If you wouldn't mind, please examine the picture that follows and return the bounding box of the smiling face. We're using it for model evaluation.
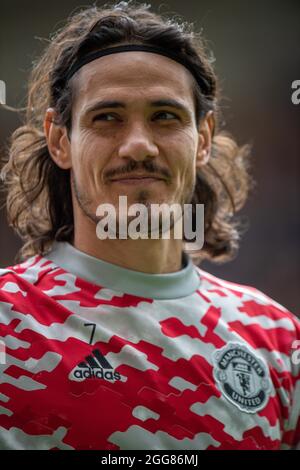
[46,50,213,232]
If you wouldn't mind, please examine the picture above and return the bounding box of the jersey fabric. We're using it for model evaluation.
[0,241,299,450]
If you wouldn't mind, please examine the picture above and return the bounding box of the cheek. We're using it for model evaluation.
[71,133,107,181]
[171,137,197,182]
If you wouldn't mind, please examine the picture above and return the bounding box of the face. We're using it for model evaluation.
[47,51,212,230]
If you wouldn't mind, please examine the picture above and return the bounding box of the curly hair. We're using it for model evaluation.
[0,0,252,263]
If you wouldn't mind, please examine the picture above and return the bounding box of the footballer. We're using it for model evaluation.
[0,1,299,450]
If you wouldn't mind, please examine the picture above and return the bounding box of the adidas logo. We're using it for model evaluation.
[73,348,121,381]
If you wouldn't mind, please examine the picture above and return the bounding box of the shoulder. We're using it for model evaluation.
[0,255,68,335]
[195,266,300,338]
[196,266,299,320]
[0,255,60,299]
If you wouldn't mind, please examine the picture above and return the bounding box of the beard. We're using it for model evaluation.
[71,171,196,239]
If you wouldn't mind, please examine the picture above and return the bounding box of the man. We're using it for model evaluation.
[0,1,299,450]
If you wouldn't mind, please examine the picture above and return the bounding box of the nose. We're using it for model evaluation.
[117,121,159,161]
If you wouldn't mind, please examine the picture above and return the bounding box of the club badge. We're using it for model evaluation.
[213,342,272,413]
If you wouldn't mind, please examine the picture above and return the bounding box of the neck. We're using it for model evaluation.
[73,216,184,274]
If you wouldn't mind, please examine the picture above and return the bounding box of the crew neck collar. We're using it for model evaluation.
[45,241,200,300]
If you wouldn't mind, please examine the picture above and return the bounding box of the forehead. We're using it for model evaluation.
[72,51,196,112]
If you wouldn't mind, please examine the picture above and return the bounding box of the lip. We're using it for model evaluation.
[110,176,165,185]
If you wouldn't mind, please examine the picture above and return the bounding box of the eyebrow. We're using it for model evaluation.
[83,98,191,116]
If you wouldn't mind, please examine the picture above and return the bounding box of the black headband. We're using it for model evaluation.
[65,43,209,93]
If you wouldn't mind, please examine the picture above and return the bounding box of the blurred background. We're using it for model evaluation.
[0,0,299,315]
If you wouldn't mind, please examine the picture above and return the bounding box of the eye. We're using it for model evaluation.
[92,113,118,122]
[153,111,179,121]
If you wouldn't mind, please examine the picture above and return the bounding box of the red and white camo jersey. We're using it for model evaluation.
[0,241,299,450]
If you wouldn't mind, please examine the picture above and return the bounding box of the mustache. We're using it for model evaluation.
[105,159,171,181]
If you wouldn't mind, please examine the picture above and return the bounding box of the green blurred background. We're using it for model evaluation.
[0,0,299,314]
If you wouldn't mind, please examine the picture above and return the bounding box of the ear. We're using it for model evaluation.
[196,110,215,168]
[43,108,72,169]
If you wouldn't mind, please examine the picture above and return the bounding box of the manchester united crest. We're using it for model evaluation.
[213,342,272,413]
